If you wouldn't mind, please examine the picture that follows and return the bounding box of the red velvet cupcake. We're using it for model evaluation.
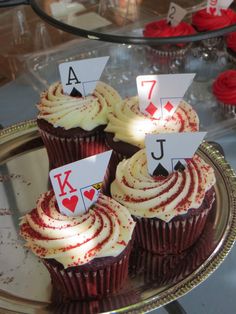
[192,8,236,31]
[192,8,236,48]
[143,19,196,50]
[111,149,216,254]
[212,69,236,115]
[37,81,122,169]
[105,98,199,158]
[143,19,196,72]
[19,191,135,300]
[104,98,199,188]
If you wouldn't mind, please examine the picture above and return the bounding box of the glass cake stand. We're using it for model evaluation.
[1,0,236,44]
[0,121,236,314]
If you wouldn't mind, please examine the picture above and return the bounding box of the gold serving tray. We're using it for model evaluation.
[0,120,236,314]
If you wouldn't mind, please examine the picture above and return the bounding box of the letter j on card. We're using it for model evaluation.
[136,73,195,120]
[49,150,112,216]
[145,132,206,176]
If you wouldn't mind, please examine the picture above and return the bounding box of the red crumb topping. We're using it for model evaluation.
[117,240,126,246]
[20,223,51,240]
[149,171,186,212]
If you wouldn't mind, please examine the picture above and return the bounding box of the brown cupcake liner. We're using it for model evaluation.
[129,212,215,286]
[147,42,192,58]
[43,246,131,301]
[144,43,192,73]
[39,129,109,169]
[133,207,211,255]
[218,102,236,116]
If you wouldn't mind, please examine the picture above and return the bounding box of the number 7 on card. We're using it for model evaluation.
[136,74,195,120]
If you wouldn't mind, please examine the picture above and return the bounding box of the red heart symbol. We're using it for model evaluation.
[209,7,216,15]
[84,189,95,201]
[62,195,78,212]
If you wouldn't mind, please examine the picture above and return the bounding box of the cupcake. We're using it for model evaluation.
[37,81,122,169]
[105,98,199,159]
[143,20,196,72]
[19,191,135,300]
[192,8,236,31]
[192,8,236,48]
[226,32,236,64]
[212,69,236,115]
[143,19,196,52]
[111,149,216,254]
[104,98,199,191]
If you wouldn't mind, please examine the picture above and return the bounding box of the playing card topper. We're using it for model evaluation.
[59,56,109,97]
[136,73,195,120]
[207,0,233,15]
[145,132,206,176]
[49,150,112,217]
[167,2,187,26]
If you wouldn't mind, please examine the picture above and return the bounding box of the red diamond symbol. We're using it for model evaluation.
[164,101,174,112]
[145,102,157,116]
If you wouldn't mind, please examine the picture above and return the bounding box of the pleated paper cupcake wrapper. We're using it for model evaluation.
[145,43,192,73]
[133,208,210,255]
[43,252,130,301]
[39,129,109,169]
[147,42,192,58]
[218,102,236,116]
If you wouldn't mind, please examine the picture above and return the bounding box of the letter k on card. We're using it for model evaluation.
[49,151,112,217]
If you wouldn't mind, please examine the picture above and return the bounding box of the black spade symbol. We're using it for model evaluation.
[153,163,169,177]
[70,87,82,97]
[174,161,185,172]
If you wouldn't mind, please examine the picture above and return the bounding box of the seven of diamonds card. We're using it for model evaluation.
[136,73,195,120]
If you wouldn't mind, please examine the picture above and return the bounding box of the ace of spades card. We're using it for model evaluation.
[59,56,109,97]
[136,73,195,120]
[145,132,206,176]
[49,151,112,216]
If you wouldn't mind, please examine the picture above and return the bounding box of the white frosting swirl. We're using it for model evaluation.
[37,81,122,131]
[20,192,135,268]
[105,98,199,148]
[111,149,215,222]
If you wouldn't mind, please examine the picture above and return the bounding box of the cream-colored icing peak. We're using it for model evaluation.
[111,149,215,222]
[105,98,199,147]
[37,81,122,131]
[20,192,135,268]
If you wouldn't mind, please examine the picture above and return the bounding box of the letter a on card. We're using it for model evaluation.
[59,56,109,97]
[136,73,195,120]
[50,150,112,217]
